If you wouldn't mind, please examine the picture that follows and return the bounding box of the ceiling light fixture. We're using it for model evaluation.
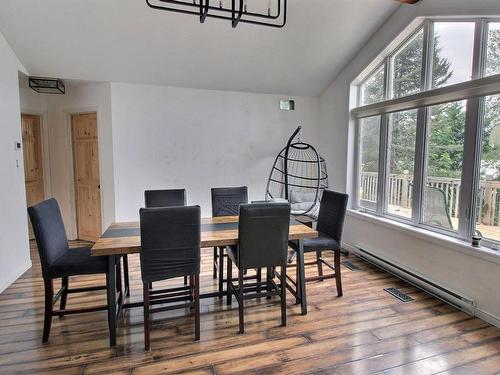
[146,0,287,28]
[29,77,65,94]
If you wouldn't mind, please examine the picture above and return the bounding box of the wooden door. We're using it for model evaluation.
[22,114,45,239]
[72,113,102,241]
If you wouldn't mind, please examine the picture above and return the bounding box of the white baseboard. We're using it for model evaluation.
[343,242,500,329]
[0,259,32,293]
[476,308,500,328]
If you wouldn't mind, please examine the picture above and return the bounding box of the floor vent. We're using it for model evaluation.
[384,287,414,302]
[341,260,361,271]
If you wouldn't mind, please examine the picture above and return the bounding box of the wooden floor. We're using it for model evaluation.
[1,242,500,374]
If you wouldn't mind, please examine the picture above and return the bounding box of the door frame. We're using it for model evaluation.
[66,107,104,240]
[20,110,51,200]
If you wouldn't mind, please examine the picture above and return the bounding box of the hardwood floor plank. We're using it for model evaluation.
[382,341,500,374]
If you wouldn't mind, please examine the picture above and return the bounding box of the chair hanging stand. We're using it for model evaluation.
[265,126,329,221]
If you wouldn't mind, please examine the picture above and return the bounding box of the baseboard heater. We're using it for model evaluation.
[353,246,477,316]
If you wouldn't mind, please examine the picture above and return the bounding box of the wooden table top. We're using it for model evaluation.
[91,216,318,256]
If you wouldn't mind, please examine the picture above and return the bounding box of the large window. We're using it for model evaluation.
[360,66,385,105]
[358,116,381,211]
[353,18,500,248]
[392,30,424,98]
[422,100,466,231]
[431,22,475,88]
[385,109,417,219]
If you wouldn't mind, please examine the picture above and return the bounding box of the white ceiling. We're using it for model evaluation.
[0,0,399,96]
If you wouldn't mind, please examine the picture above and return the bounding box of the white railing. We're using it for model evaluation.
[360,172,500,226]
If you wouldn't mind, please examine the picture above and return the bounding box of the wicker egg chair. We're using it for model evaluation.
[265,126,328,220]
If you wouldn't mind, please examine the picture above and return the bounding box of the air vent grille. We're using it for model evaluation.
[384,287,414,302]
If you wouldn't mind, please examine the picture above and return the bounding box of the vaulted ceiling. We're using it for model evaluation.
[0,0,399,96]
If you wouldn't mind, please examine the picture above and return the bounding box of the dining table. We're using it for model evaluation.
[91,215,318,346]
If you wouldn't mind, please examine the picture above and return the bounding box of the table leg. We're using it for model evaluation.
[297,240,307,315]
[123,255,130,297]
[106,255,117,347]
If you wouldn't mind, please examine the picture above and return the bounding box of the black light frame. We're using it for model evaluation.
[146,0,287,28]
[29,77,65,94]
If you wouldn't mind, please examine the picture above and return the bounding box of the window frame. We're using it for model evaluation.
[352,17,500,247]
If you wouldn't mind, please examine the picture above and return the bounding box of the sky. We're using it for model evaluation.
[434,22,475,86]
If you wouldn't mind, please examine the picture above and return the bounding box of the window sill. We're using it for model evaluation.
[346,209,500,265]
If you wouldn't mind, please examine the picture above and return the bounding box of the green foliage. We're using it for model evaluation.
[361,66,385,105]
[482,28,500,180]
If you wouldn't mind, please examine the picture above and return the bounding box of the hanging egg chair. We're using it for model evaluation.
[265,126,329,220]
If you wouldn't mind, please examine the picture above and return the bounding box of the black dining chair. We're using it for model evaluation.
[289,190,348,313]
[140,205,201,350]
[226,203,290,333]
[28,198,120,345]
[144,189,187,208]
[144,188,188,286]
[211,186,248,294]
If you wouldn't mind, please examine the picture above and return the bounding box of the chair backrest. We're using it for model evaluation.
[27,198,69,279]
[316,190,349,242]
[424,185,453,229]
[139,206,201,283]
[237,203,290,269]
[144,189,186,208]
[211,186,248,217]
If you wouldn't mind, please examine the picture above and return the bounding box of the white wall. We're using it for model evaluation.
[19,82,115,239]
[111,82,320,219]
[0,32,31,292]
[319,0,500,324]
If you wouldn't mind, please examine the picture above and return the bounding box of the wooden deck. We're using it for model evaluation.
[0,241,500,374]
[388,205,500,241]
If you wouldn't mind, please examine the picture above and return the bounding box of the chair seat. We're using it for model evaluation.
[48,247,108,279]
[291,232,340,252]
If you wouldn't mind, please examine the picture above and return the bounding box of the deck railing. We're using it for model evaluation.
[360,172,500,226]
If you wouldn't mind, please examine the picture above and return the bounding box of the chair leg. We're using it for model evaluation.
[295,252,300,305]
[123,255,130,297]
[42,279,54,343]
[297,241,307,315]
[106,256,117,347]
[59,277,68,318]
[238,269,244,334]
[213,247,218,279]
[334,248,343,297]
[316,251,324,280]
[194,274,200,341]
[143,283,151,351]
[256,268,262,294]
[189,275,194,303]
[266,266,272,300]
[227,256,233,306]
[218,246,224,297]
[280,264,287,327]
[116,260,123,294]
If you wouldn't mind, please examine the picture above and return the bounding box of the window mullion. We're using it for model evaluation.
[377,58,392,215]
[459,98,483,240]
[422,20,433,91]
[377,114,389,215]
[458,20,488,239]
[412,107,428,224]
[410,20,432,225]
